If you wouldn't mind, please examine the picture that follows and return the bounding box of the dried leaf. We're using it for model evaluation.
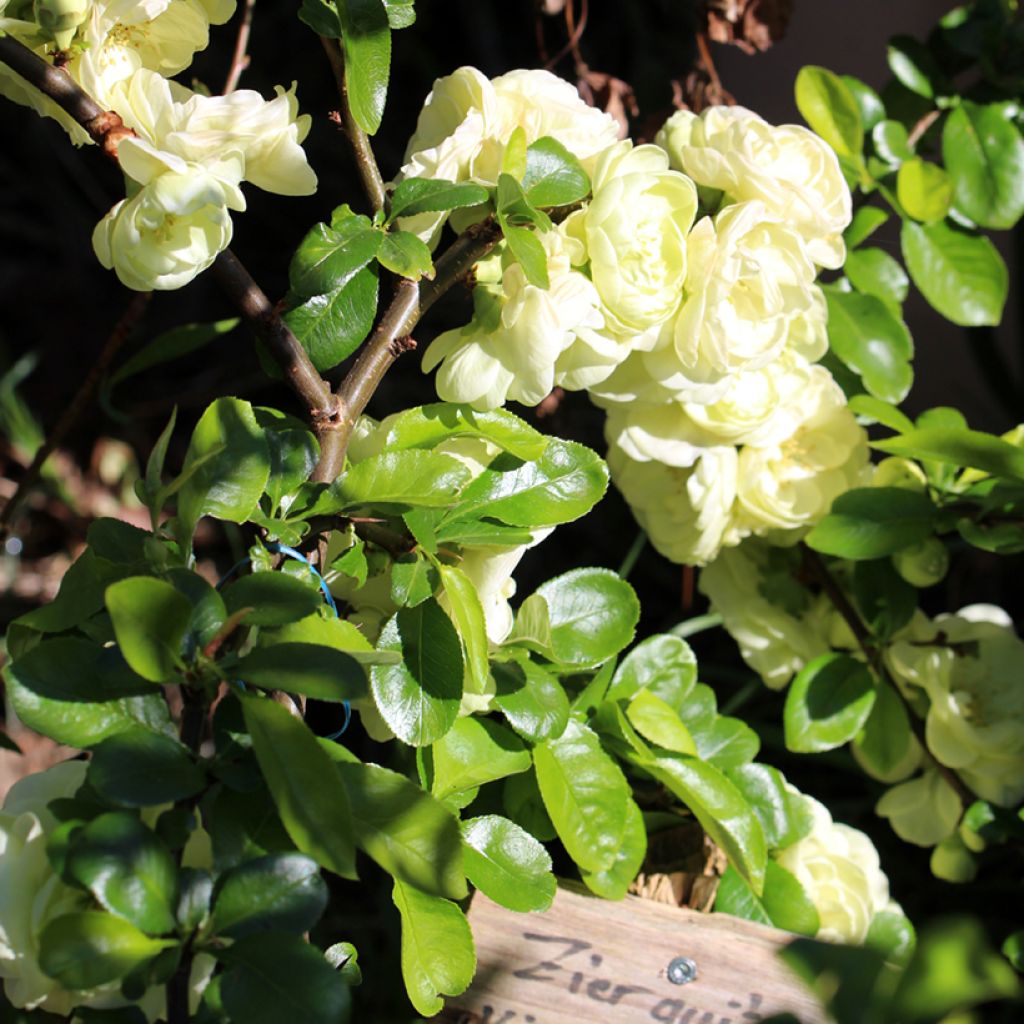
[705,0,794,55]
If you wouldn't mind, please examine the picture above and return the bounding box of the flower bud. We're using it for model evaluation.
[892,537,949,588]
[32,0,89,50]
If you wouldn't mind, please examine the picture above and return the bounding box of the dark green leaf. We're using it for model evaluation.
[14,548,126,634]
[784,653,876,753]
[522,137,591,207]
[492,656,570,743]
[298,0,341,36]
[370,600,463,746]
[388,178,488,221]
[288,218,381,298]
[431,716,531,799]
[887,35,947,99]
[780,939,888,1024]
[461,815,555,912]
[222,572,322,626]
[211,853,327,939]
[795,65,864,157]
[108,320,238,392]
[851,558,917,639]
[337,0,391,135]
[872,426,1024,481]
[87,730,204,807]
[254,408,320,511]
[105,577,192,683]
[234,643,366,701]
[502,770,556,842]
[716,862,820,936]
[853,682,914,781]
[377,230,434,280]
[379,403,546,460]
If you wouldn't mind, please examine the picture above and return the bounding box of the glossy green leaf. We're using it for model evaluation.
[726,764,813,852]
[901,220,1008,327]
[377,230,434,281]
[242,695,357,879]
[39,913,174,990]
[579,798,646,901]
[234,643,367,702]
[522,136,591,207]
[853,681,914,780]
[288,216,382,298]
[222,572,322,626]
[176,398,269,539]
[432,716,531,800]
[606,634,698,708]
[805,486,938,559]
[943,101,1024,229]
[370,599,463,746]
[844,206,889,248]
[461,815,555,912]
[382,0,414,28]
[211,853,327,939]
[844,247,910,307]
[625,689,697,755]
[388,178,489,221]
[872,426,1024,481]
[298,0,340,35]
[282,265,379,372]
[887,35,946,99]
[795,65,864,157]
[322,450,472,513]
[337,0,391,135]
[392,879,475,1017]
[219,932,351,1024]
[104,577,191,683]
[502,224,549,289]
[380,403,546,461]
[865,910,916,967]
[66,814,178,935]
[390,553,439,608]
[784,653,876,753]
[4,638,173,748]
[492,656,570,743]
[87,729,204,807]
[715,862,820,937]
[438,564,491,697]
[841,76,885,131]
[534,719,631,874]
[825,288,913,404]
[695,715,760,771]
[848,395,914,434]
[872,119,912,164]
[897,158,952,223]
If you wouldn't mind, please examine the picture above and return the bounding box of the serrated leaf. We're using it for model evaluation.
[105,577,192,683]
[492,657,570,743]
[461,815,555,912]
[522,137,591,208]
[853,681,914,780]
[288,219,382,298]
[606,633,698,707]
[390,553,439,607]
[431,716,531,799]
[337,0,391,135]
[784,653,877,753]
[388,178,489,221]
[377,230,434,280]
[298,0,341,36]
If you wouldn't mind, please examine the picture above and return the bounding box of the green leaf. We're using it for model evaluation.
[175,398,270,540]
[579,798,646,900]
[438,564,491,697]
[795,65,864,157]
[370,599,464,746]
[337,0,391,135]
[502,224,549,289]
[242,695,357,879]
[851,558,917,639]
[872,426,1024,481]
[388,178,489,221]
[66,813,178,935]
[872,119,912,164]
[380,403,546,460]
[461,815,555,912]
[841,76,885,131]
[288,216,382,298]
[943,101,1024,230]
[282,265,379,372]
[502,770,556,842]
[501,132,528,182]
[332,756,466,899]
[844,247,910,306]
[715,861,820,936]
[780,939,888,1024]
[625,689,697,755]
[865,910,916,967]
[727,764,813,852]
[431,716,531,799]
[848,395,914,434]
[534,719,630,874]
[805,486,938,559]
[606,634,698,707]
[897,158,952,223]
[887,35,947,100]
[696,715,760,771]
[377,230,434,281]
[39,913,174,990]
[105,577,192,684]
[901,220,1008,327]
[298,0,341,36]
[443,439,607,529]
[219,932,351,1024]
[382,0,414,28]
[4,638,173,748]
[321,450,472,513]
[254,408,320,511]
[234,643,366,702]
[222,572,322,626]
[492,656,570,743]
[844,206,889,248]
[854,682,914,781]
[392,879,475,1017]
[211,853,327,939]
[511,568,639,668]
[636,752,767,894]
[825,288,913,403]
[522,137,591,207]
[390,553,439,608]
[784,653,876,753]
[87,730,204,807]
[15,549,123,634]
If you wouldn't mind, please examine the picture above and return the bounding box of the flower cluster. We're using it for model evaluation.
[409,72,868,564]
[0,0,316,289]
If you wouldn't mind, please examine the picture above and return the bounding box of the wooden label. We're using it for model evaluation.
[437,886,825,1024]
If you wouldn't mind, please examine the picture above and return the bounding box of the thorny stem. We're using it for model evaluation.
[799,545,977,810]
[223,0,256,95]
[320,35,386,214]
[0,291,152,538]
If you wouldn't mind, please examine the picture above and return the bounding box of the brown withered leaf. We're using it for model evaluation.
[577,68,637,139]
[705,0,794,54]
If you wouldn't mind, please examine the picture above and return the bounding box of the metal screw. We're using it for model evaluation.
[667,956,698,985]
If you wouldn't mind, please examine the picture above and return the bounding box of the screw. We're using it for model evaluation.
[667,956,698,985]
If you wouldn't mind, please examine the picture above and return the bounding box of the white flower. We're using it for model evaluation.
[775,794,893,944]
[657,105,852,268]
[875,770,962,847]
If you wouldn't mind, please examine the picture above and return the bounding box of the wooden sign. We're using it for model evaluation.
[436,886,826,1024]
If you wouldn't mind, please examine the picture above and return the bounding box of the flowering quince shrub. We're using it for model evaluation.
[0,1,1022,1023]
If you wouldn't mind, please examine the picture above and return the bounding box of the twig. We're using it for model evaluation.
[907,109,941,150]
[799,545,977,810]
[0,292,151,538]
[223,0,256,95]
[320,35,386,214]
[545,0,589,72]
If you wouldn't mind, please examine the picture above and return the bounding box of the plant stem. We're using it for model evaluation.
[166,952,193,1024]
[223,0,256,95]
[320,35,386,214]
[799,544,976,810]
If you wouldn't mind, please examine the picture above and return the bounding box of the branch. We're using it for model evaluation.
[799,545,977,810]
[223,0,256,95]
[907,108,941,150]
[320,35,386,214]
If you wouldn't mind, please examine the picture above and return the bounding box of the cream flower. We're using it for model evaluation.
[886,605,1024,806]
[657,105,852,268]
[775,794,894,944]
[875,770,962,847]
